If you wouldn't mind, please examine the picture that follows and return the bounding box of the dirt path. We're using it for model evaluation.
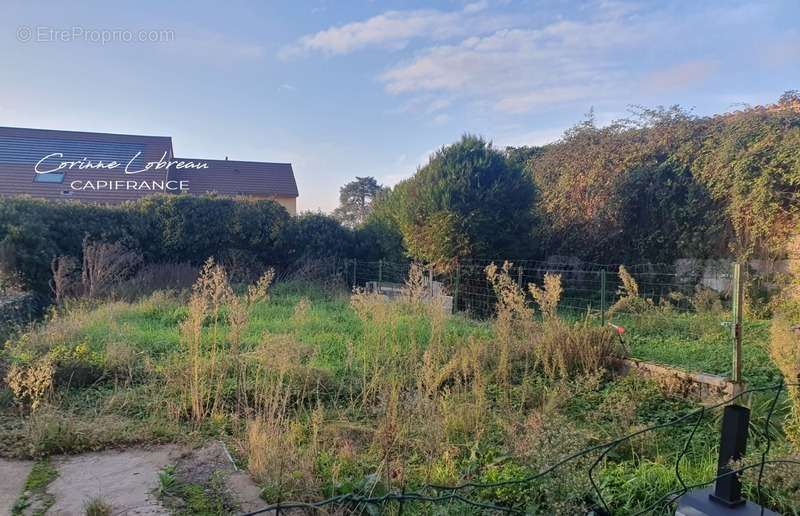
[33,443,266,515]
[47,445,180,515]
[0,459,33,516]
[1,443,266,515]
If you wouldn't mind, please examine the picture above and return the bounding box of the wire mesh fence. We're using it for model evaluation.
[336,258,736,340]
[242,382,799,516]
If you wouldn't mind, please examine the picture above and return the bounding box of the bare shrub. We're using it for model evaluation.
[529,273,563,319]
[112,263,198,300]
[80,240,142,299]
[50,255,79,305]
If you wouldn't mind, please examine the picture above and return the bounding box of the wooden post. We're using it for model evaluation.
[600,269,607,325]
[453,262,460,313]
[731,262,744,391]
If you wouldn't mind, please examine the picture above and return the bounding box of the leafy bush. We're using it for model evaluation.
[385,135,537,269]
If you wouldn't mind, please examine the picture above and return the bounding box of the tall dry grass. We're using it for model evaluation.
[485,262,620,384]
[770,251,800,446]
[485,261,534,386]
[608,265,653,316]
[174,258,277,425]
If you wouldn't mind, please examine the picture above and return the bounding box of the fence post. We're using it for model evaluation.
[600,269,607,325]
[710,404,750,507]
[453,261,460,313]
[731,262,744,391]
[378,259,383,292]
[352,258,357,290]
[517,265,523,289]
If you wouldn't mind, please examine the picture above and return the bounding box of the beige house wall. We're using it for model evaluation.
[273,196,297,215]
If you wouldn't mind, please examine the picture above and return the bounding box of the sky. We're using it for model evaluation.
[2,0,799,212]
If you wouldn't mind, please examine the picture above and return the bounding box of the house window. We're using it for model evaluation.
[34,172,65,183]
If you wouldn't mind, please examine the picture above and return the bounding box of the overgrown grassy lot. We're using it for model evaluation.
[1,264,798,515]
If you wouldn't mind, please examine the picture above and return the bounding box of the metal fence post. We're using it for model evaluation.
[352,258,357,290]
[600,269,607,325]
[731,262,744,391]
[711,404,750,507]
[378,259,383,292]
[517,265,523,289]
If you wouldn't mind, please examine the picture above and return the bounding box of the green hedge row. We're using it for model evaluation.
[0,195,401,297]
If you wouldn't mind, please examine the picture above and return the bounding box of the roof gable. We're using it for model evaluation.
[172,158,299,197]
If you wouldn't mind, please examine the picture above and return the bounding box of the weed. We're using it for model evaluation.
[485,261,533,386]
[529,272,563,319]
[6,358,54,411]
[159,465,177,495]
[292,296,311,324]
[609,265,653,316]
[84,497,113,516]
[80,239,142,299]
[245,417,317,502]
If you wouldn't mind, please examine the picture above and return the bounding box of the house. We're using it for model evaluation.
[0,126,299,214]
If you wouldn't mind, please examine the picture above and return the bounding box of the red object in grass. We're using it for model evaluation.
[609,323,625,335]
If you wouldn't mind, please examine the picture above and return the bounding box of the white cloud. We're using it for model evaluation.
[379,17,640,114]
[279,4,511,58]
[282,0,796,116]
[463,1,490,14]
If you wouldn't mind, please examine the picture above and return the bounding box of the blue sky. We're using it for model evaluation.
[2,1,798,211]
